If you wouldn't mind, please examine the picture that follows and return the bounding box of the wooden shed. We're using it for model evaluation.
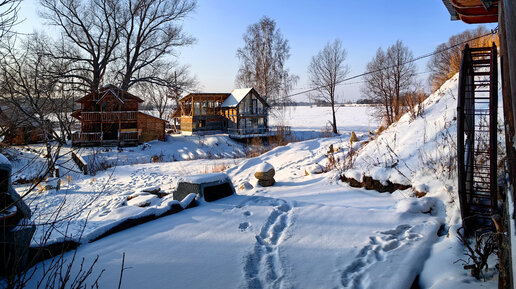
[0,105,48,145]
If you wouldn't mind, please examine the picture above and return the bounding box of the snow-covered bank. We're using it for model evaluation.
[345,73,503,288]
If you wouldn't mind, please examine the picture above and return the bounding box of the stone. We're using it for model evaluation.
[254,162,275,180]
[142,186,161,194]
[258,178,275,187]
[254,168,275,180]
[305,164,325,175]
[239,181,254,190]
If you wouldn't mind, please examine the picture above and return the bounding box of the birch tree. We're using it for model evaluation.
[236,16,298,105]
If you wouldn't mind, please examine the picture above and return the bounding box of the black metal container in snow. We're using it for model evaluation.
[174,173,236,202]
[0,153,35,277]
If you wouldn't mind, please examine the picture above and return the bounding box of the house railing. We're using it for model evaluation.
[72,130,140,145]
[119,130,139,141]
[72,132,102,143]
[82,111,138,122]
[228,126,291,138]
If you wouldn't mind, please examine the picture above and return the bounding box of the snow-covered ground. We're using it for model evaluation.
[5,91,501,288]
[23,134,444,289]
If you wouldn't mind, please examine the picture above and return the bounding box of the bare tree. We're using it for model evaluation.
[0,34,67,171]
[135,65,197,119]
[0,0,20,39]
[307,39,350,134]
[363,40,416,125]
[235,16,298,105]
[116,0,196,91]
[39,0,122,93]
[166,65,198,107]
[427,25,497,91]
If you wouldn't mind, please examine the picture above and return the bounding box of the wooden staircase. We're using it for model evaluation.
[457,43,498,236]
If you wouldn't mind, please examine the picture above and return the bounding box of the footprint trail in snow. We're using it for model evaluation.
[339,224,422,289]
[242,199,294,289]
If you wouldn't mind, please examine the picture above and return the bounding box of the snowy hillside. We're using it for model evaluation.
[344,73,502,289]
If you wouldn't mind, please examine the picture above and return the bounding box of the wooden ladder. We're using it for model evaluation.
[457,43,498,236]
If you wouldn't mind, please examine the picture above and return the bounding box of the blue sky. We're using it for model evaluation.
[17,0,497,100]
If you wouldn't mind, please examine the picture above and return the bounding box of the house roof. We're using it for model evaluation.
[0,105,41,127]
[77,84,144,103]
[220,88,253,108]
[178,93,230,103]
[138,112,168,123]
[441,0,499,23]
[220,88,269,108]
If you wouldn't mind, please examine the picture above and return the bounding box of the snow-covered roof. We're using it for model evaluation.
[255,162,274,173]
[220,88,253,108]
[138,112,168,122]
[0,153,11,172]
[180,172,230,184]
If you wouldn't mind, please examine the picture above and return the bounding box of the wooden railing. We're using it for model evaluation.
[119,130,139,141]
[72,132,102,143]
[71,151,88,175]
[82,111,138,122]
[228,126,291,139]
[72,130,140,145]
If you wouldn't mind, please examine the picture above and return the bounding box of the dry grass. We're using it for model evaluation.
[202,160,238,174]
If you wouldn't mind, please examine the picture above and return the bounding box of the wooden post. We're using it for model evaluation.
[499,2,516,288]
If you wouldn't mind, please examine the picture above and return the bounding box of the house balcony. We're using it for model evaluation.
[72,130,141,146]
[227,126,291,139]
[81,111,138,122]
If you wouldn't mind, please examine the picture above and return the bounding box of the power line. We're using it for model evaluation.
[286,27,498,99]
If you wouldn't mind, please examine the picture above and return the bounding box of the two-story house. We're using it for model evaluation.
[172,88,270,138]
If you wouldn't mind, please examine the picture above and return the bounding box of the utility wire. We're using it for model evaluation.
[286,27,498,99]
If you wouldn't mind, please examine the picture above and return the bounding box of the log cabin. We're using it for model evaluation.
[71,85,167,146]
[173,88,270,138]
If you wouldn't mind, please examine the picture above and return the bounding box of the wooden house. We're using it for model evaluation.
[0,105,48,145]
[175,93,229,134]
[173,88,270,138]
[71,85,167,146]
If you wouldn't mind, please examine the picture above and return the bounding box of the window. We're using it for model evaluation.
[252,99,257,114]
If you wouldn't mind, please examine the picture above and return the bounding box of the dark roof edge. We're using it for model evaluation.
[442,0,460,20]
